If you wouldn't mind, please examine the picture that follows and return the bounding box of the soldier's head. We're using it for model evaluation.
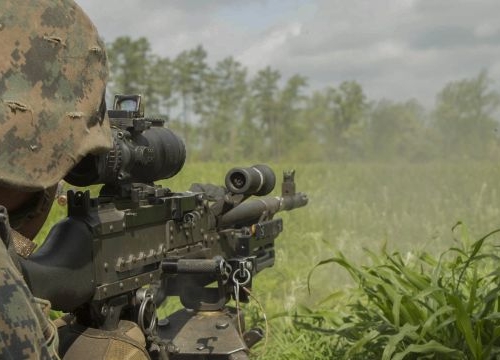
[0,0,112,238]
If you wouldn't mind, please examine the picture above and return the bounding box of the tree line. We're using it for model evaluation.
[107,36,500,162]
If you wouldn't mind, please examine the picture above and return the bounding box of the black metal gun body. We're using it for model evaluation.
[20,95,308,359]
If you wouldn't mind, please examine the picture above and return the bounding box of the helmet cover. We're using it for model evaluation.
[0,0,112,191]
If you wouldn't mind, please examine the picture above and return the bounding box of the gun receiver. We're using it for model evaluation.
[20,95,308,359]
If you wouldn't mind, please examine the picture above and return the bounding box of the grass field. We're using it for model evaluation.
[38,161,500,358]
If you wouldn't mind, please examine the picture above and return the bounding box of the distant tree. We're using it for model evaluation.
[196,57,248,161]
[239,93,260,160]
[300,90,331,161]
[367,99,428,161]
[250,66,281,159]
[276,75,308,160]
[313,81,367,160]
[433,70,500,159]
[173,45,208,142]
[149,57,176,117]
[107,37,155,102]
[332,81,366,136]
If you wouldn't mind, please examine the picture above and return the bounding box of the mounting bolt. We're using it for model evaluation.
[216,321,229,330]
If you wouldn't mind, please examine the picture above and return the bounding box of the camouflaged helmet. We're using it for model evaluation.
[0,0,112,191]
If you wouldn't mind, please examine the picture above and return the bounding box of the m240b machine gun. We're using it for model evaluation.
[20,95,308,359]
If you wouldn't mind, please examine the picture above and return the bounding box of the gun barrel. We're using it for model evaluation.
[219,192,308,227]
[281,192,308,211]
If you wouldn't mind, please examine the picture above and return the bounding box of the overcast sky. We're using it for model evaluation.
[76,0,500,108]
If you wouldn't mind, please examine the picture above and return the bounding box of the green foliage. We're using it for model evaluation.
[299,227,500,359]
[107,37,155,99]
[433,70,500,160]
[105,37,500,163]
[196,56,248,161]
[173,45,208,142]
[366,100,428,161]
[303,81,367,161]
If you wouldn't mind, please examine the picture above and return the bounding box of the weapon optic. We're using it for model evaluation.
[19,94,308,359]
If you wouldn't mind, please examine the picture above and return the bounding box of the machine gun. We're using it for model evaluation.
[20,95,308,359]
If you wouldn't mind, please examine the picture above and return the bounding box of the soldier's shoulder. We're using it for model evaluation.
[0,241,51,359]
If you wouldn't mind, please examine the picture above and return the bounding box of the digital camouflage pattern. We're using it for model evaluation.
[0,0,112,191]
[0,207,58,359]
[0,246,54,359]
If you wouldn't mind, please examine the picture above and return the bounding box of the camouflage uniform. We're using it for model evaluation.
[0,1,148,358]
[0,207,58,359]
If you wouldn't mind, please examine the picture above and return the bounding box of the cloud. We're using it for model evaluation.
[237,23,303,69]
[76,0,500,107]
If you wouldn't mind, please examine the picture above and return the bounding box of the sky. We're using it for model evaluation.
[76,0,500,108]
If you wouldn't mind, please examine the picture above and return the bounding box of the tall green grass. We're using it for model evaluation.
[280,225,500,359]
